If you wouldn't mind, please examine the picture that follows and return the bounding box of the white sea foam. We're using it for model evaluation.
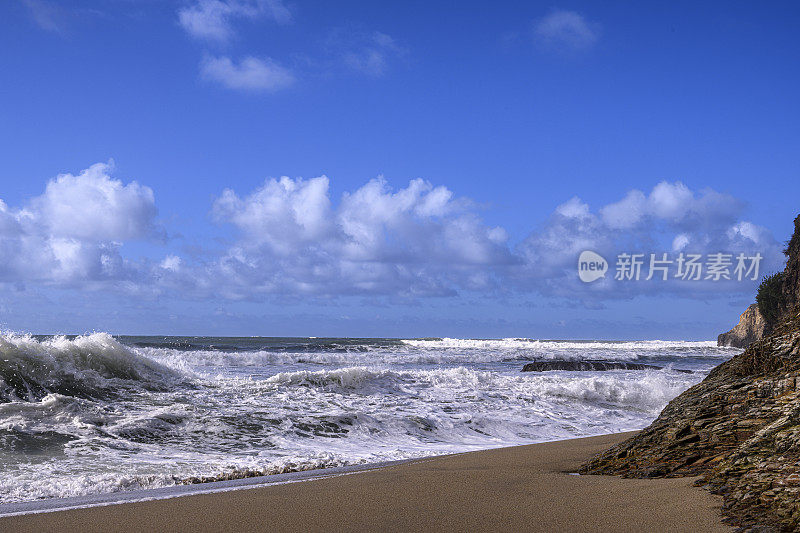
[0,332,181,402]
[401,337,726,352]
[136,339,735,373]
[0,333,733,504]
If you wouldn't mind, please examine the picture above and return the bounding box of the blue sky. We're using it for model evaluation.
[0,0,798,338]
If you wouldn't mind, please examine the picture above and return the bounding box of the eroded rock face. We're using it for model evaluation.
[582,314,800,530]
[780,216,800,316]
[582,214,800,531]
[718,303,766,348]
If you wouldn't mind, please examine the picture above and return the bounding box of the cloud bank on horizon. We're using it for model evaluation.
[0,163,784,304]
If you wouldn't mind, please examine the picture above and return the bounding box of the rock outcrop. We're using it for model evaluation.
[521,361,690,373]
[581,214,800,532]
[780,216,800,316]
[718,303,766,348]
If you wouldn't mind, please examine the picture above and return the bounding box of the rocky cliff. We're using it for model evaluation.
[718,303,766,348]
[582,215,800,532]
[780,217,800,316]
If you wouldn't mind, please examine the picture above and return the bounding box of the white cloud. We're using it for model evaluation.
[0,163,158,284]
[338,31,404,77]
[201,56,295,91]
[179,0,235,41]
[29,162,157,241]
[213,176,332,254]
[599,182,743,231]
[0,165,783,305]
[648,181,694,221]
[519,198,608,281]
[727,221,771,246]
[532,10,599,51]
[200,176,514,298]
[160,255,182,272]
[672,233,690,251]
[555,196,591,219]
[600,190,647,229]
[336,177,509,265]
[516,181,782,299]
[178,0,291,42]
[22,0,63,32]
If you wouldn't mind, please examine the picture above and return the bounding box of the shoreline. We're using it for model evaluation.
[0,459,415,518]
[0,431,730,532]
[0,432,641,517]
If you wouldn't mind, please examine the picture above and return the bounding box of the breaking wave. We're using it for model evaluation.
[0,332,182,402]
[0,332,733,505]
[260,365,696,413]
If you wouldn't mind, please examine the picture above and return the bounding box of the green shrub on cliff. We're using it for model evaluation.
[756,272,786,326]
[783,214,800,256]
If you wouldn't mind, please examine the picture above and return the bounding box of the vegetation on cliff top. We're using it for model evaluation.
[758,271,787,328]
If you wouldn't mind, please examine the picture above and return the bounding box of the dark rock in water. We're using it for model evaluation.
[581,214,800,532]
[717,303,766,348]
[521,361,674,372]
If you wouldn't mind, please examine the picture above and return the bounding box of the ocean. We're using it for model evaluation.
[0,333,738,503]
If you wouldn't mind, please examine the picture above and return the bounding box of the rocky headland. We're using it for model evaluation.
[581,215,800,532]
[718,303,766,348]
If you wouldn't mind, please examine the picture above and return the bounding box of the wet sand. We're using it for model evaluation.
[1,432,729,532]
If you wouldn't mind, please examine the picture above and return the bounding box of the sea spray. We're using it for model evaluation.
[0,334,737,503]
[0,332,180,402]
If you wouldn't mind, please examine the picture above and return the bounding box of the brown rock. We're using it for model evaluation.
[718,303,766,348]
[581,213,800,532]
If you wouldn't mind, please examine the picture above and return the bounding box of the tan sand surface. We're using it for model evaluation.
[1,432,730,532]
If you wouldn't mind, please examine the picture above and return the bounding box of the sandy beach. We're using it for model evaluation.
[1,432,729,533]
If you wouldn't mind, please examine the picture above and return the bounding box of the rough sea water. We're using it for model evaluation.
[0,333,739,503]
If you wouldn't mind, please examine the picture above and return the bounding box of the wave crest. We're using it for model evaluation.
[0,332,180,402]
[261,365,696,414]
[401,338,722,350]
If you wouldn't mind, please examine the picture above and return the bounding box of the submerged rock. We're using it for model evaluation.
[521,361,687,372]
[581,214,800,532]
[717,303,766,348]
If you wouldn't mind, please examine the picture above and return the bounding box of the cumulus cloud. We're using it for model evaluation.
[0,165,782,305]
[199,176,514,298]
[213,176,332,254]
[336,178,509,266]
[532,10,600,52]
[178,0,291,42]
[517,181,783,299]
[599,182,743,231]
[600,190,647,230]
[0,163,158,285]
[201,56,295,91]
[189,177,778,302]
[27,162,157,241]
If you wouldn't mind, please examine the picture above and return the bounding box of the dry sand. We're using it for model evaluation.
[1,432,730,533]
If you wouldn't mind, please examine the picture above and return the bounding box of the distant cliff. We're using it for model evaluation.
[582,215,800,532]
[717,303,765,348]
